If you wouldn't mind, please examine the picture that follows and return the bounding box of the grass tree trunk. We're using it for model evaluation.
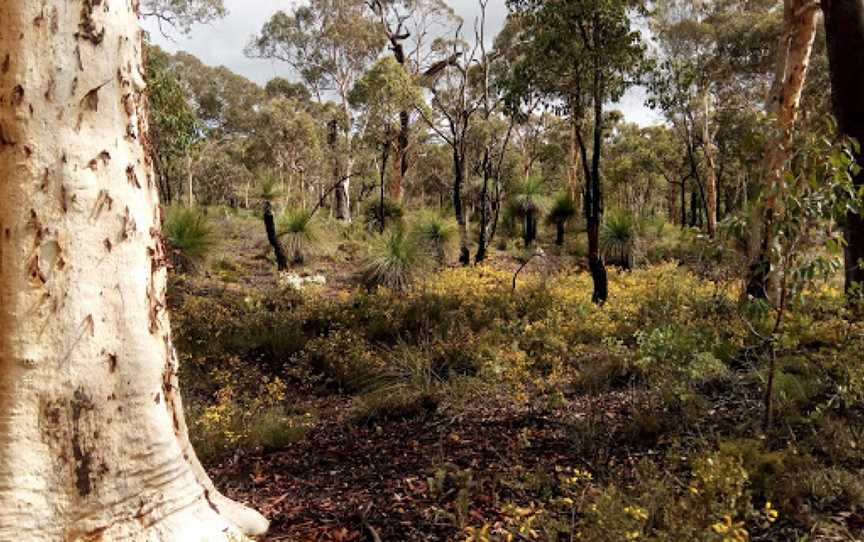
[823,0,864,294]
[524,212,538,247]
[264,201,288,270]
[0,3,268,539]
[556,220,566,246]
[746,0,819,299]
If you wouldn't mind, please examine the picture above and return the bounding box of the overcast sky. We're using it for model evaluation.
[142,0,659,125]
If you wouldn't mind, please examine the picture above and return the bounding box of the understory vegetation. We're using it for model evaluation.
[169,213,864,541]
[139,0,864,538]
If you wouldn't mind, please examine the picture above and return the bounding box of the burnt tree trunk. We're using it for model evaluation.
[263,201,287,271]
[523,212,538,247]
[823,0,864,294]
[453,147,470,265]
[476,148,492,263]
[556,220,566,246]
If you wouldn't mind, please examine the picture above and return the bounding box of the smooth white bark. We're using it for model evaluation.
[0,2,267,539]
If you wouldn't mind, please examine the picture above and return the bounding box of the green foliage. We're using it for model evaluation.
[256,169,283,202]
[508,177,549,218]
[141,0,226,33]
[546,193,577,225]
[277,208,320,265]
[349,56,430,139]
[600,209,639,268]
[146,44,200,202]
[410,210,458,266]
[361,198,404,231]
[164,205,215,272]
[247,1,385,100]
[361,228,430,292]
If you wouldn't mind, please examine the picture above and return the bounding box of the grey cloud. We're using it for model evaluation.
[142,0,657,125]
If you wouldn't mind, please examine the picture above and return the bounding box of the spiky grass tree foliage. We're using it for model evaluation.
[277,209,320,265]
[547,193,578,246]
[362,198,404,232]
[509,177,550,247]
[257,169,283,202]
[411,211,458,267]
[362,228,430,292]
[601,209,639,270]
[164,205,216,273]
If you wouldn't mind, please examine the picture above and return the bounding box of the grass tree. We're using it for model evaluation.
[411,211,459,267]
[506,0,647,304]
[601,209,639,269]
[277,209,320,265]
[164,205,216,272]
[258,170,288,270]
[547,193,578,246]
[509,177,550,247]
[0,2,267,538]
[362,228,430,292]
[823,0,864,295]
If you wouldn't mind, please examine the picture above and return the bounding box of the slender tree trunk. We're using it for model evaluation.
[588,71,608,305]
[702,89,718,238]
[476,148,491,263]
[823,0,864,294]
[186,152,194,207]
[388,36,410,202]
[453,148,470,266]
[264,201,287,271]
[556,220,565,246]
[0,3,267,539]
[746,0,819,299]
[568,123,581,203]
[681,178,687,228]
[690,187,700,227]
[379,142,390,234]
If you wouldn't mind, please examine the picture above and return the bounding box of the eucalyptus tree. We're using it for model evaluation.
[146,45,200,204]
[366,0,460,201]
[506,0,648,304]
[349,57,428,230]
[246,97,323,209]
[649,0,782,238]
[0,2,267,538]
[247,1,387,221]
[419,27,483,265]
[745,0,821,299]
[140,0,226,33]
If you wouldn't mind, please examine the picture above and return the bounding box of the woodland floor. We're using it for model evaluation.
[201,213,598,541]
[213,392,637,542]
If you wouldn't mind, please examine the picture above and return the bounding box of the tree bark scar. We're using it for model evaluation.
[75,0,106,46]
[126,164,141,188]
[71,389,96,497]
[10,85,24,108]
[0,122,17,147]
[204,489,221,515]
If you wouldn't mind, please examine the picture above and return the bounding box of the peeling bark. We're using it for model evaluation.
[0,2,267,540]
[746,0,819,299]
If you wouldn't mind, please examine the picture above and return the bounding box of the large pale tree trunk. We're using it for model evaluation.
[745,0,819,299]
[822,0,864,294]
[0,2,267,540]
